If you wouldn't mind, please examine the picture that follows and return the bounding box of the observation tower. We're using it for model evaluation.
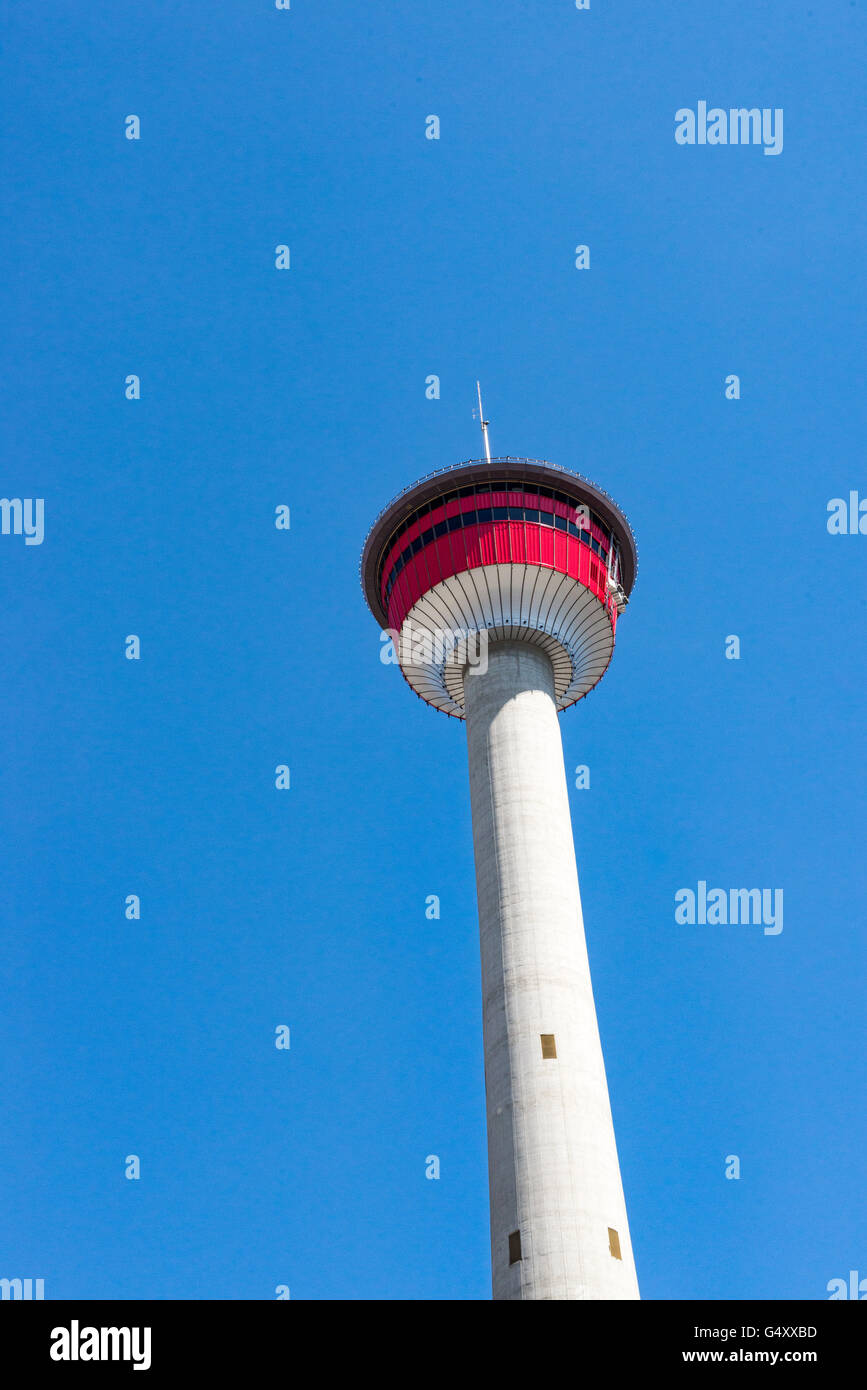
[360,401,640,1301]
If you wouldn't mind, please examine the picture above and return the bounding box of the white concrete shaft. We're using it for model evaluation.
[463,640,639,1301]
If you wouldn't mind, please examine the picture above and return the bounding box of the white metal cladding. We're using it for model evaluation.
[394,563,616,717]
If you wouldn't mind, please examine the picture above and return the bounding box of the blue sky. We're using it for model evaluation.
[2,2,864,1300]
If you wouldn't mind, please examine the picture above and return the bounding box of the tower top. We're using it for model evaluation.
[362,457,637,625]
[361,457,638,718]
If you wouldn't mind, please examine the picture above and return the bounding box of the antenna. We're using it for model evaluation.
[476,381,492,463]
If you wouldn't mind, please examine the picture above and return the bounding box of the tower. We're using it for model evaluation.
[360,437,639,1301]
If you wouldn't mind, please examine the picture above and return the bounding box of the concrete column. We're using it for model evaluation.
[463,640,639,1301]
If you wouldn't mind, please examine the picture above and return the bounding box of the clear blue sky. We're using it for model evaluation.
[2,2,864,1300]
